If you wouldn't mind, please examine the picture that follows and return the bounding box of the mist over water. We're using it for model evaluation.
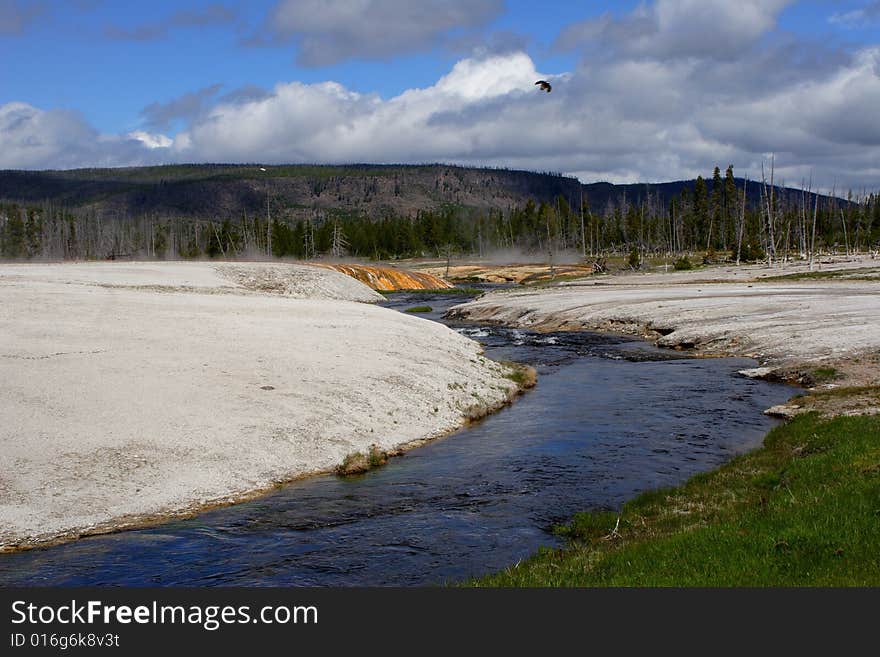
[0,289,795,586]
[463,248,589,266]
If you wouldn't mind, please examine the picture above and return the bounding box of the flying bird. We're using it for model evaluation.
[534,80,552,93]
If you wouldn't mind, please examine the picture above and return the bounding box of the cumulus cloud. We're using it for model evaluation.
[104,4,235,41]
[252,0,503,66]
[0,103,156,169]
[162,46,880,188]
[556,0,793,60]
[141,84,223,130]
[170,52,548,163]
[2,0,880,191]
[218,84,273,105]
[127,130,173,149]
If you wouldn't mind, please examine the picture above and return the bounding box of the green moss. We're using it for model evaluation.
[404,305,433,313]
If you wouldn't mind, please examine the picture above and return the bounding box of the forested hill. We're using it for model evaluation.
[0,163,828,222]
[2,163,874,262]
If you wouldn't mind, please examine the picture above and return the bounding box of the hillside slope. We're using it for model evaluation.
[0,164,823,221]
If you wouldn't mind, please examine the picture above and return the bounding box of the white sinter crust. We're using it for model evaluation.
[0,262,519,550]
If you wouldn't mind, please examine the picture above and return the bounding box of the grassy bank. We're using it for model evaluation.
[471,412,880,586]
[760,267,880,282]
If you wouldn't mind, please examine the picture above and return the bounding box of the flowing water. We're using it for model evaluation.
[0,288,795,586]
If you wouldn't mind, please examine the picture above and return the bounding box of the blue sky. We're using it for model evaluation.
[0,0,630,132]
[1,1,879,188]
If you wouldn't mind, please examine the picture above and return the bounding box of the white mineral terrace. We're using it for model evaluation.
[450,258,880,367]
[0,262,519,549]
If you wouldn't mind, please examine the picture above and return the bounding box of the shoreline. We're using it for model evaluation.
[448,267,880,403]
[1,361,537,555]
[0,262,528,553]
[450,263,879,585]
[470,411,880,586]
[448,305,872,390]
[4,260,875,565]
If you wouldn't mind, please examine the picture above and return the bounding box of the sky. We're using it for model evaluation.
[1,0,879,189]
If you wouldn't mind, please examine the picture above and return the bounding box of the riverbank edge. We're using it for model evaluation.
[447,294,880,409]
[448,309,880,585]
[468,408,880,586]
[0,359,537,555]
[0,361,537,555]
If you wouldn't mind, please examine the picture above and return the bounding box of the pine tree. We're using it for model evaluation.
[709,167,723,251]
[303,215,315,259]
[694,176,709,251]
[724,165,737,251]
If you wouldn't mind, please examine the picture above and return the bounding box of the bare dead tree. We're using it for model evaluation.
[437,242,457,278]
[546,203,555,279]
[303,212,315,260]
[768,156,777,266]
[761,158,777,266]
[579,188,586,259]
[266,191,272,256]
[330,219,348,258]
[810,190,819,270]
[801,172,813,259]
[736,178,747,266]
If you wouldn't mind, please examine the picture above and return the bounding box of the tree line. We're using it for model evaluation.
[2,166,878,264]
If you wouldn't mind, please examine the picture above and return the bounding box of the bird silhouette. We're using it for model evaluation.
[534,80,552,93]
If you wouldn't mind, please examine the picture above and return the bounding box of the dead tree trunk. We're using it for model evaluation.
[736,179,747,266]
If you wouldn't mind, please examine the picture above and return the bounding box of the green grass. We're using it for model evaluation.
[761,268,880,282]
[470,413,880,586]
[336,444,388,476]
[404,305,433,313]
[792,386,880,416]
[501,361,538,389]
[801,385,880,403]
[811,367,842,384]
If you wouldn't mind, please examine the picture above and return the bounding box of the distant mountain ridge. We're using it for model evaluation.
[0,163,837,221]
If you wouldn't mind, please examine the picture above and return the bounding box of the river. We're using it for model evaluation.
[0,288,794,585]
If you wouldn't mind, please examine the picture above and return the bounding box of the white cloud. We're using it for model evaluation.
[255,0,503,66]
[156,45,878,188]
[169,52,549,164]
[0,102,157,169]
[104,4,236,41]
[141,84,223,130]
[127,130,173,149]
[556,0,793,60]
[830,2,880,27]
[1,9,879,192]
